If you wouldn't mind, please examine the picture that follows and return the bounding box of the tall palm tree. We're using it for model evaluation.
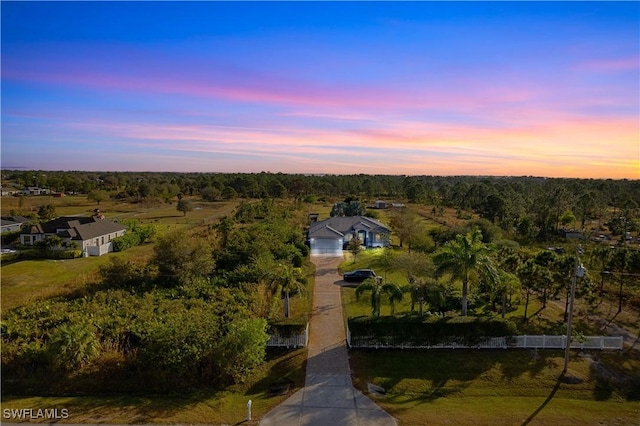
[433,229,499,316]
[356,277,403,317]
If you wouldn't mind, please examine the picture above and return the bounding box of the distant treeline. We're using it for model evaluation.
[4,170,639,238]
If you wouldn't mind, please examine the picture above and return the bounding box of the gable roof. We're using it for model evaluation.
[1,219,22,228]
[21,216,126,241]
[308,216,390,239]
[1,216,31,224]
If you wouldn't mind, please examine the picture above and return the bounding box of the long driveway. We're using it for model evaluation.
[260,256,397,426]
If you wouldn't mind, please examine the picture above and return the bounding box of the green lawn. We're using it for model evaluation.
[1,199,238,313]
[350,349,640,426]
[1,255,112,313]
[341,247,640,426]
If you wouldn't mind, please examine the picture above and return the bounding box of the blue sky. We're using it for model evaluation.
[2,1,638,177]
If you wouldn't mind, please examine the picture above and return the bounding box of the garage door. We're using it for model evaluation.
[310,238,342,256]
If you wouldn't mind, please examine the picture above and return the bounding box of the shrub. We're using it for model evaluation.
[348,315,517,346]
[268,319,308,338]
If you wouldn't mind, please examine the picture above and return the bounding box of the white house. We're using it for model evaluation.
[20,216,126,256]
[308,216,390,256]
[1,216,30,234]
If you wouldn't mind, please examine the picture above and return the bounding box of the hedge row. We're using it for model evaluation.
[348,315,517,346]
[2,249,82,264]
[268,318,308,338]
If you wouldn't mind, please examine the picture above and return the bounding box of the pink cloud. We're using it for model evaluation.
[579,56,639,72]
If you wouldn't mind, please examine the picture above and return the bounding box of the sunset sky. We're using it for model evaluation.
[1,1,638,178]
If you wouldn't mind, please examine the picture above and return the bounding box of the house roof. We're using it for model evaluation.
[21,216,126,241]
[1,216,31,224]
[1,219,22,228]
[308,216,390,239]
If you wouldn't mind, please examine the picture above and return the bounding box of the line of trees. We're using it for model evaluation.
[4,171,638,242]
[350,219,640,324]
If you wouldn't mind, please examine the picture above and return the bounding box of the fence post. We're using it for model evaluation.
[305,322,309,347]
[346,326,351,348]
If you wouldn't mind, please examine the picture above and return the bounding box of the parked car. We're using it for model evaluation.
[343,269,377,282]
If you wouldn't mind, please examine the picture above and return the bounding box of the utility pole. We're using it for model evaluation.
[563,245,585,376]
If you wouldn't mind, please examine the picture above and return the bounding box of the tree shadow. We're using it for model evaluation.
[499,349,558,382]
[349,348,499,404]
[520,374,563,426]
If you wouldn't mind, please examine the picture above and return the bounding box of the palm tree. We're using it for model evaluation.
[402,277,445,316]
[356,277,403,317]
[517,258,553,321]
[48,321,100,371]
[433,229,499,316]
[275,264,305,318]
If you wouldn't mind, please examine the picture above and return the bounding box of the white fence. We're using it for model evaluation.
[267,323,309,348]
[347,329,623,351]
[511,335,624,350]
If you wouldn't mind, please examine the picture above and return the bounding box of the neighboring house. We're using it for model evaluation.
[21,187,50,196]
[308,216,390,256]
[0,216,31,233]
[374,200,387,209]
[20,216,126,256]
[560,229,585,240]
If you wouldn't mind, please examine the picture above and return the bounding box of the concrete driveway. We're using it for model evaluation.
[260,256,397,426]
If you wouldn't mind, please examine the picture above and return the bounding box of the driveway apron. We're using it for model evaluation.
[260,256,397,426]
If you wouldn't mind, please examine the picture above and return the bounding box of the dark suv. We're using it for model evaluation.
[342,269,377,282]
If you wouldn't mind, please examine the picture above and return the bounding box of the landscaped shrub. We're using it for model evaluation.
[5,248,82,262]
[112,220,156,252]
[268,318,308,338]
[348,315,517,346]
[112,232,141,251]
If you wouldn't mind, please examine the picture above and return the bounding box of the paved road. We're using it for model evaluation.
[260,256,397,426]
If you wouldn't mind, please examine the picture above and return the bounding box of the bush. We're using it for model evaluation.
[268,319,308,338]
[112,232,141,251]
[348,315,517,346]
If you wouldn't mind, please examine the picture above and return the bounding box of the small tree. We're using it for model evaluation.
[347,236,362,263]
[177,199,193,216]
[274,264,305,318]
[38,204,56,220]
[152,231,214,285]
[217,318,270,383]
[559,209,577,229]
[36,234,64,251]
[87,189,109,205]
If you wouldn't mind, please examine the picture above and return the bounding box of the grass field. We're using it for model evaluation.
[350,349,640,426]
[0,197,237,312]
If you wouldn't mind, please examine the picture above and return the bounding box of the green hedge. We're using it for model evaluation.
[348,315,517,346]
[268,318,308,338]
[2,249,81,263]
